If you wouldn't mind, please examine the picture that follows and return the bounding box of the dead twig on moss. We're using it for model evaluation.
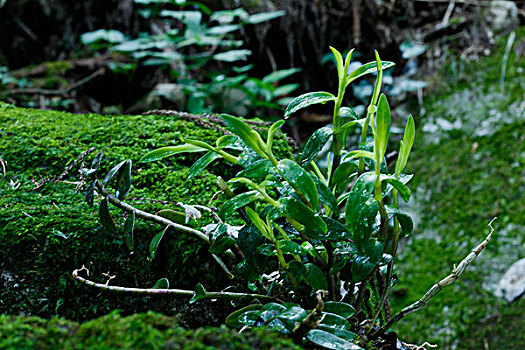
[72,267,280,302]
[373,217,497,337]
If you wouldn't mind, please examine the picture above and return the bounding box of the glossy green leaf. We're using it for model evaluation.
[287,260,307,277]
[153,277,169,289]
[115,159,132,200]
[277,306,308,330]
[340,118,367,131]
[262,68,301,83]
[140,144,205,163]
[284,92,336,119]
[237,159,276,180]
[209,235,236,254]
[219,191,261,220]
[216,134,240,148]
[301,126,332,167]
[185,151,220,183]
[123,210,135,252]
[266,119,285,150]
[380,174,411,202]
[315,326,359,343]
[343,150,376,162]
[385,206,414,235]
[304,263,328,290]
[376,94,391,163]
[149,225,168,260]
[307,329,362,350]
[99,197,117,235]
[277,159,319,209]
[84,180,96,207]
[279,197,327,238]
[156,209,186,224]
[331,161,358,192]
[221,114,266,158]
[313,177,338,214]
[320,312,350,330]
[102,160,126,185]
[226,304,263,328]
[345,172,378,240]
[395,114,415,176]
[189,283,207,304]
[330,46,344,80]
[324,302,355,318]
[345,60,395,86]
[277,240,305,255]
[321,217,353,240]
[245,207,272,240]
[340,107,361,120]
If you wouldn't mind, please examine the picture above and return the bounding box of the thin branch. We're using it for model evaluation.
[374,217,497,336]
[96,179,211,245]
[71,268,280,302]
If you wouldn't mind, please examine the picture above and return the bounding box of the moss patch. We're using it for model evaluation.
[0,311,303,349]
[389,29,524,348]
[0,103,291,321]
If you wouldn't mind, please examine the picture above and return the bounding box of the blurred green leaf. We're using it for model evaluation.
[213,50,252,62]
[262,68,301,84]
[247,10,285,24]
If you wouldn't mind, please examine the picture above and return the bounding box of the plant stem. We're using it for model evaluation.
[72,268,280,302]
[330,80,346,186]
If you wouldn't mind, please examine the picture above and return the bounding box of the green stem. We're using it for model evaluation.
[329,81,346,187]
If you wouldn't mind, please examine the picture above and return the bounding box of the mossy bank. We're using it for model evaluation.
[0,311,302,349]
[0,103,291,323]
[389,29,524,349]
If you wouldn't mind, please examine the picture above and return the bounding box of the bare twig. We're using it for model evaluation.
[96,179,212,245]
[71,268,280,302]
[374,218,497,336]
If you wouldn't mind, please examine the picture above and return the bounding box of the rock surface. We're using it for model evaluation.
[497,258,525,303]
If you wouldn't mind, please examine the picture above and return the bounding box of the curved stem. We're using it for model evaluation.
[72,268,281,302]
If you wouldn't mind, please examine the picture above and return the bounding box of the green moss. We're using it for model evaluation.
[389,30,525,348]
[0,311,303,349]
[0,103,292,321]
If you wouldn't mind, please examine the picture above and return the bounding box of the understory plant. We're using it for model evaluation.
[74,47,495,349]
[81,1,297,115]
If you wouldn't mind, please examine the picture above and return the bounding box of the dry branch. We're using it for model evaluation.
[374,217,497,336]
